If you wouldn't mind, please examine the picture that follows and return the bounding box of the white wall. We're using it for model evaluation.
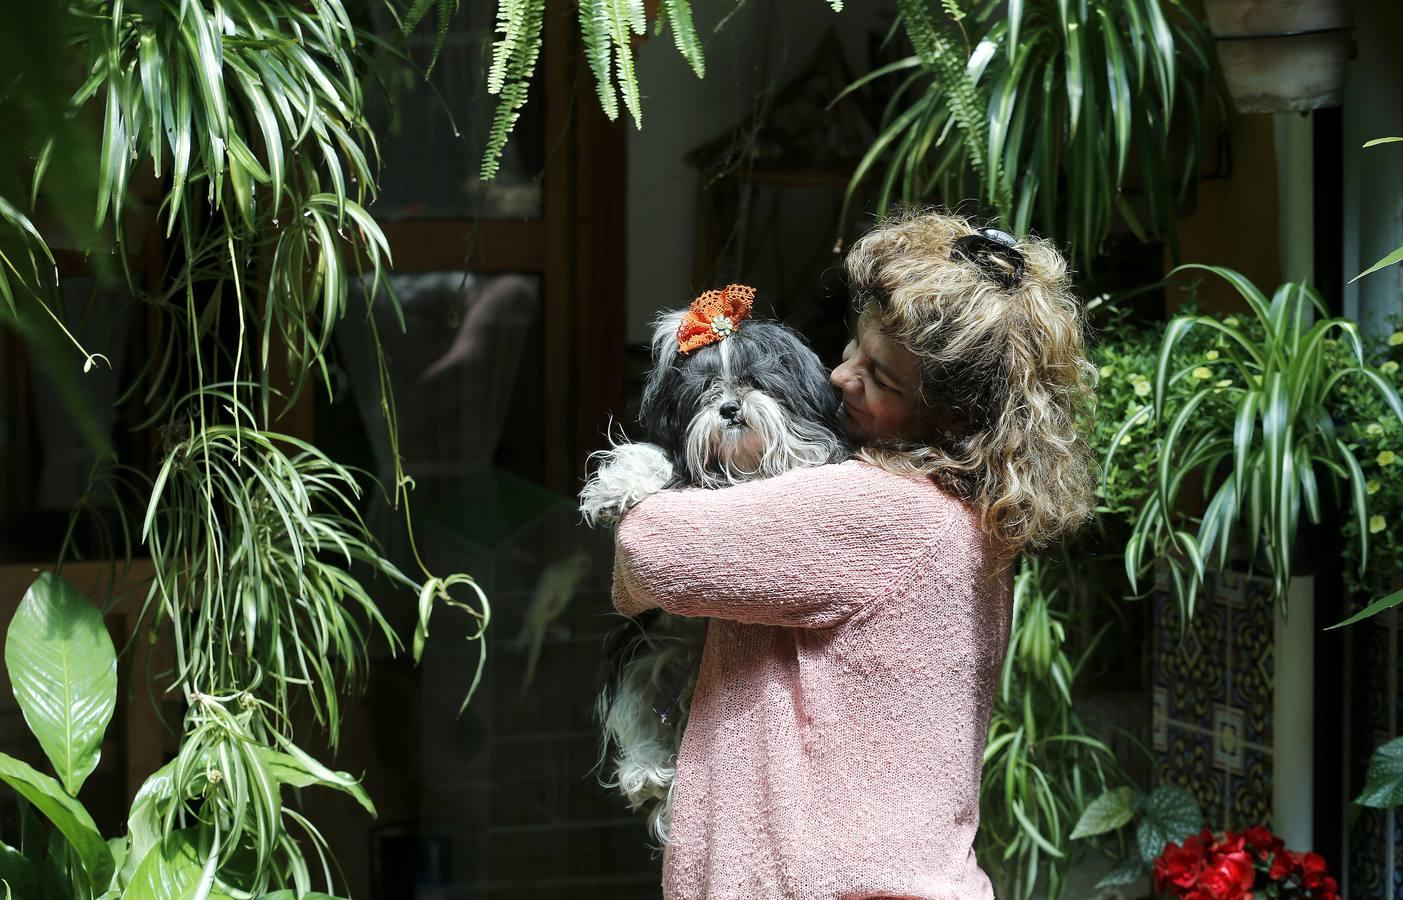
[625,0,895,345]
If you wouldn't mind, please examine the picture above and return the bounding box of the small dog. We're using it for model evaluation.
[580,285,847,842]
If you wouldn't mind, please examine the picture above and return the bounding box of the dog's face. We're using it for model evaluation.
[638,311,847,488]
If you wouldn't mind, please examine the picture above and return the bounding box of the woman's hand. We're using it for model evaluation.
[579,442,674,528]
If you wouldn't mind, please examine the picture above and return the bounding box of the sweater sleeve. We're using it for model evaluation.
[610,461,951,628]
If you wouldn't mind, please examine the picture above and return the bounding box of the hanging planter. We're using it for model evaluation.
[1202,0,1352,113]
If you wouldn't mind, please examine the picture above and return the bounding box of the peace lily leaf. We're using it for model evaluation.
[1071,786,1136,839]
[1358,736,1403,808]
[125,761,176,885]
[122,829,236,900]
[4,572,117,796]
[0,752,112,888]
[1136,784,1202,864]
[0,840,38,899]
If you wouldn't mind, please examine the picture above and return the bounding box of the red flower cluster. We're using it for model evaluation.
[1154,827,1337,900]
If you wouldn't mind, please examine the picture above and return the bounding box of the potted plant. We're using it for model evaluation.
[1201,0,1352,113]
[1106,265,1403,620]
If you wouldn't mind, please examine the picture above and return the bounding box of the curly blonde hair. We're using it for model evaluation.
[846,210,1098,556]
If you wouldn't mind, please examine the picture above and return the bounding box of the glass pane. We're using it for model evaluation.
[321,273,653,897]
[0,278,145,564]
[363,7,545,221]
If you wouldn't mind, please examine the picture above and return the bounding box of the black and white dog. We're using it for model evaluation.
[579,286,847,841]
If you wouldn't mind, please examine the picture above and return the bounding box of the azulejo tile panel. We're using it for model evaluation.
[1152,569,1273,832]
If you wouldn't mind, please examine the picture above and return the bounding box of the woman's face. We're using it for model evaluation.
[830,323,923,444]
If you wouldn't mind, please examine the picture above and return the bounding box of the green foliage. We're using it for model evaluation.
[1135,784,1202,863]
[1070,786,1136,839]
[1353,138,1403,282]
[1106,266,1403,621]
[4,573,117,798]
[480,0,844,178]
[977,557,1127,900]
[1358,736,1403,808]
[846,0,1217,271]
[1073,783,1202,887]
[0,573,366,897]
[2,1,490,895]
[1322,318,1403,600]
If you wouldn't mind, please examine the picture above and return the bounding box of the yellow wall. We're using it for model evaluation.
[1168,112,1284,317]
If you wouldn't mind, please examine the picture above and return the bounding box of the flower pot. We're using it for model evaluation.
[1202,0,1352,113]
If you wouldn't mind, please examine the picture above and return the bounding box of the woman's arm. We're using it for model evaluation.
[611,461,952,628]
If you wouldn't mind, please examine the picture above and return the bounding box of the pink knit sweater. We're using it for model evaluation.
[612,460,1013,900]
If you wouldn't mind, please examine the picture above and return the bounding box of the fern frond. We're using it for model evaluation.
[400,0,437,33]
[939,0,964,22]
[896,0,985,178]
[487,0,526,95]
[481,0,545,178]
[828,0,844,9]
[581,0,619,120]
[427,0,456,75]
[661,0,705,78]
[626,0,647,36]
[608,0,642,127]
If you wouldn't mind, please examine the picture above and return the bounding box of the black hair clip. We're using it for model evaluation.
[951,227,1025,291]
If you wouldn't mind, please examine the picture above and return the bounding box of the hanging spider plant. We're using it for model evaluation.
[977,557,1127,900]
[1,0,490,894]
[1106,265,1403,622]
[843,0,1217,270]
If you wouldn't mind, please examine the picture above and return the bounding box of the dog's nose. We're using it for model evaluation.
[719,401,741,421]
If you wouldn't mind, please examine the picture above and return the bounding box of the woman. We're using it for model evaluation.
[611,211,1097,899]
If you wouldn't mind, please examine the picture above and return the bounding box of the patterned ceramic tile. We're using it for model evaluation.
[1213,704,1245,775]
[1160,724,1224,829]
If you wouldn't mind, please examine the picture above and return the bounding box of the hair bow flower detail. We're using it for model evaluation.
[677,284,756,353]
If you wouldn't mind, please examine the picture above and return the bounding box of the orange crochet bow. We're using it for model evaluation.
[677,284,756,353]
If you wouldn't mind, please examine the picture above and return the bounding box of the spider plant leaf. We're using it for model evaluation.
[1158,387,1212,529]
[167,65,193,235]
[1062,10,1084,138]
[4,573,117,798]
[1122,0,1147,85]
[1101,403,1151,488]
[96,80,124,229]
[1140,0,1176,119]
[1006,0,1024,62]
[1200,476,1237,574]
[1329,588,1403,631]
[1096,7,1131,185]
[0,753,112,889]
[266,734,376,816]
[1172,264,1274,333]
[1355,367,1403,428]
[232,70,284,210]
[1352,244,1403,283]
[138,29,165,176]
[1232,391,1258,506]
[1153,316,1196,421]
[1296,445,1320,524]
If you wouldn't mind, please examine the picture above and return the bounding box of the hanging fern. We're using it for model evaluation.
[400,0,459,75]
[582,0,620,119]
[897,0,987,182]
[480,0,846,179]
[482,0,546,179]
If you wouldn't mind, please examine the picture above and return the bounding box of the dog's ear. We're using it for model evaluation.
[640,310,686,426]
